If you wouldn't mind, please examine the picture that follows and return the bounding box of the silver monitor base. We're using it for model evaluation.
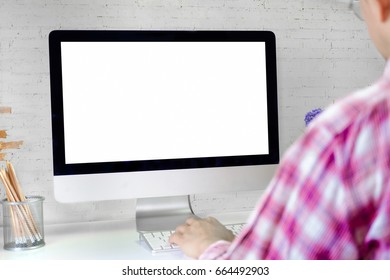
[136,195,195,232]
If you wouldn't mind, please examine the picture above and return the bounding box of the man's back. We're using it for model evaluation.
[200,61,390,259]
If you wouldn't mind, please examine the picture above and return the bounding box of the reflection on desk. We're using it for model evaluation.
[0,220,187,260]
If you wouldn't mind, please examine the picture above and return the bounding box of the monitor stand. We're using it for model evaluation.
[136,195,195,232]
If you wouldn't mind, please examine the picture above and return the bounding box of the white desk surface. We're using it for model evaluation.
[0,211,250,260]
[0,219,187,260]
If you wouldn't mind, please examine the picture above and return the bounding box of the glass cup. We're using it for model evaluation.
[1,196,45,251]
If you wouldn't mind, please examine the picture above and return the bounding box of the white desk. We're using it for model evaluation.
[0,212,249,260]
[0,220,187,260]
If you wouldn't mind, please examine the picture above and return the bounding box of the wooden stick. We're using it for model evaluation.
[14,204,36,243]
[0,169,20,205]
[0,168,40,243]
[5,162,42,240]
[0,171,23,243]
[10,207,22,244]
[6,161,25,201]
[0,172,20,242]
[0,168,19,202]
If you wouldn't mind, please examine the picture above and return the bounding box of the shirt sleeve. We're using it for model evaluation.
[199,240,232,260]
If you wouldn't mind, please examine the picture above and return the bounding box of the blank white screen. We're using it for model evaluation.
[61,42,269,164]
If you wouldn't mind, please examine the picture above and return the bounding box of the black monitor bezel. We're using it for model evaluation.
[49,30,279,176]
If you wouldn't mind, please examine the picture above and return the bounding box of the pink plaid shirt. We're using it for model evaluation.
[200,60,390,260]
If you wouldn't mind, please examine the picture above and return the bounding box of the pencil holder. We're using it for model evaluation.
[1,196,45,251]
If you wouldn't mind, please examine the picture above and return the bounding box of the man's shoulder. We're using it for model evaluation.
[309,84,390,137]
[285,83,390,166]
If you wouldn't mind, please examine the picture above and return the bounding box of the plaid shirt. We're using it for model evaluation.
[200,60,390,260]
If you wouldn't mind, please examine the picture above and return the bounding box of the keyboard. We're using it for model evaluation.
[140,223,245,253]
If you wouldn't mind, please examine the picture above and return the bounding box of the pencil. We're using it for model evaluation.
[0,163,42,245]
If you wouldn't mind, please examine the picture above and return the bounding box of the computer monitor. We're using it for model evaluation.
[49,30,279,231]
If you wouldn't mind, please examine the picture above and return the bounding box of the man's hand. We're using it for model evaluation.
[169,216,235,259]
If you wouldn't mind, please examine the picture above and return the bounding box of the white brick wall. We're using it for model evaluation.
[0,0,384,224]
